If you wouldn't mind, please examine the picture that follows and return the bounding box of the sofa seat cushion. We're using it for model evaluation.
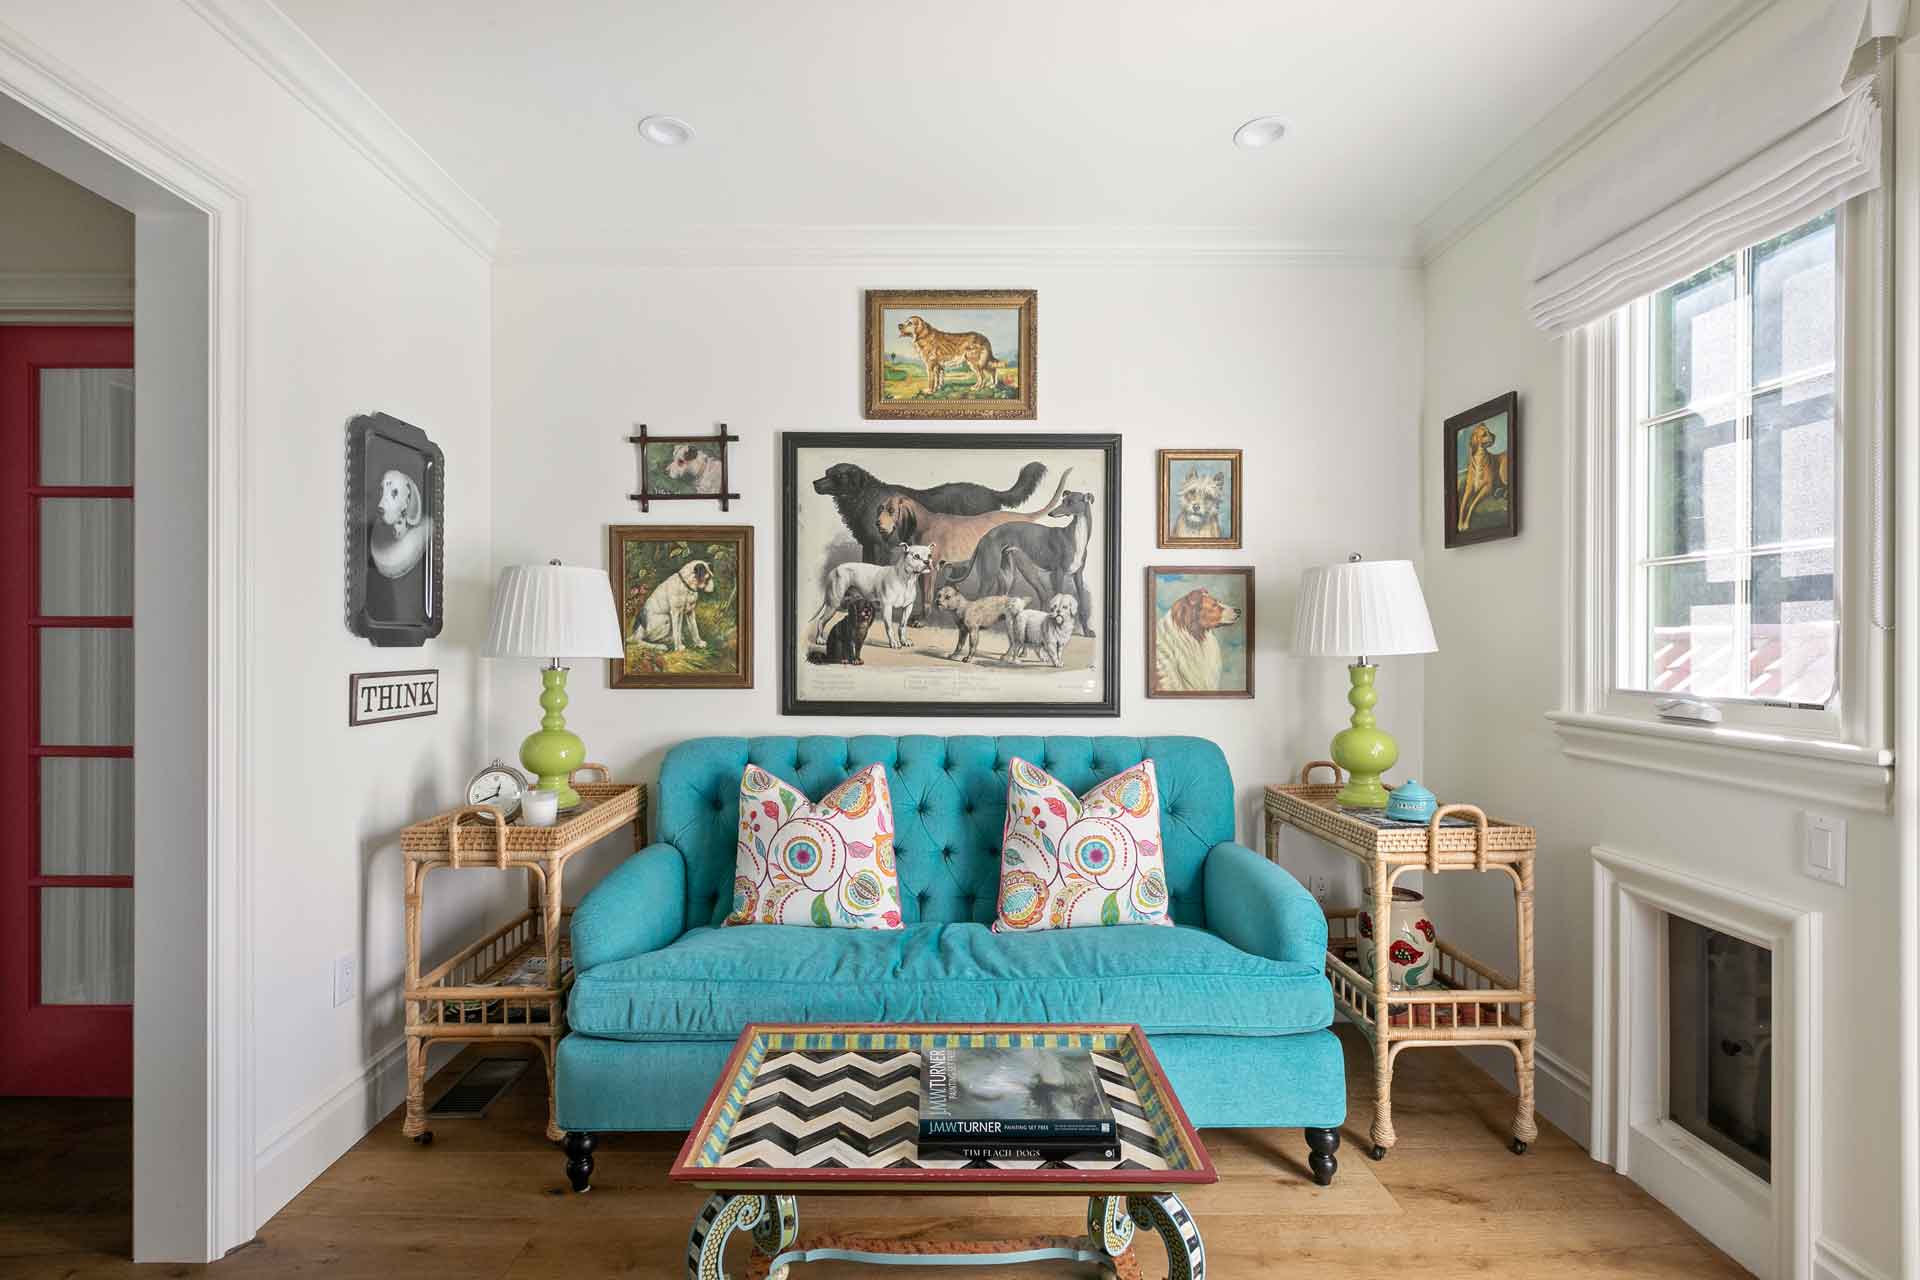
[567,922,1332,1042]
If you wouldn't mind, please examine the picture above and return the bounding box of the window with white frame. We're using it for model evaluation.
[1620,211,1840,720]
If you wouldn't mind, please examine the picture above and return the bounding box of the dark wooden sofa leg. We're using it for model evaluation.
[564,1131,596,1193]
[1305,1127,1339,1186]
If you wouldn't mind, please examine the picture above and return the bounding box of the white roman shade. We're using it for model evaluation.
[1529,0,1883,335]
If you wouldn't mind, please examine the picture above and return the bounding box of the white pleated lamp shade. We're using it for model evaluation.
[1292,558,1437,659]
[483,562,625,660]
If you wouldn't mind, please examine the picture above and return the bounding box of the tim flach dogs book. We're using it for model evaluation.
[917,1045,1116,1147]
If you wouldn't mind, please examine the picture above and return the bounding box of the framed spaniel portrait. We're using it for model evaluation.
[1145,565,1254,699]
[346,412,445,647]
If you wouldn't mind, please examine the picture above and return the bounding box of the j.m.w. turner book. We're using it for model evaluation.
[917,1044,1116,1146]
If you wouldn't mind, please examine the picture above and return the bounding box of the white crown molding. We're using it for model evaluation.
[1415,0,1773,264]
[496,226,1422,270]
[0,270,133,322]
[181,0,499,260]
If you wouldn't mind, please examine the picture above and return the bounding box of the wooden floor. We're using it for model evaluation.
[2,1025,1746,1278]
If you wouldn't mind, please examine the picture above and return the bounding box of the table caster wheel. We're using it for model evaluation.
[1368,1144,1387,1161]
[1510,1139,1528,1155]
[413,1131,433,1146]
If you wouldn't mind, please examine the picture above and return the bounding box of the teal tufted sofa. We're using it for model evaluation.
[555,735,1345,1188]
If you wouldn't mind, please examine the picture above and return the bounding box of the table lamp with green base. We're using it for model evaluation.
[483,560,625,812]
[1291,555,1437,809]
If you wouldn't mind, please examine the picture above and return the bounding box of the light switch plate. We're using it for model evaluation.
[1801,812,1846,886]
[333,952,357,1007]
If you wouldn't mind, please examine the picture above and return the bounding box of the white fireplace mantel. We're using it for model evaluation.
[1591,846,1819,1280]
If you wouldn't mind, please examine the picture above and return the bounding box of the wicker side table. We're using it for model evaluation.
[1265,760,1537,1160]
[399,765,645,1144]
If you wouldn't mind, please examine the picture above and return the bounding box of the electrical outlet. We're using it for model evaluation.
[1308,874,1332,903]
[332,952,357,1008]
[1800,812,1846,886]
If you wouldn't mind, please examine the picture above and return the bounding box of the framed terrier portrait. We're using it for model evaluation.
[608,525,754,689]
[1443,391,1519,547]
[864,289,1037,420]
[1157,449,1242,549]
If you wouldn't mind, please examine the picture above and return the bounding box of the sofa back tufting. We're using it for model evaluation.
[656,735,1236,930]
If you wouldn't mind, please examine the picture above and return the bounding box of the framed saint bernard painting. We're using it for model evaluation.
[781,432,1119,716]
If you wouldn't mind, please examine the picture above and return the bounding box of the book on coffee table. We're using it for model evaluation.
[918,1044,1116,1153]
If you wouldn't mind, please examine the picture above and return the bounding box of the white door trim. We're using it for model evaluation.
[0,18,252,1263]
[1592,846,1818,1280]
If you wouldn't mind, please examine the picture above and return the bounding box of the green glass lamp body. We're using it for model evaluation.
[1331,662,1397,809]
[519,665,586,810]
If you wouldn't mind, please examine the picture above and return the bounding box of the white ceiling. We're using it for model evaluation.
[275,0,1681,257]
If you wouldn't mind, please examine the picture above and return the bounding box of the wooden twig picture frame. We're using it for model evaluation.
[627,423,742,512]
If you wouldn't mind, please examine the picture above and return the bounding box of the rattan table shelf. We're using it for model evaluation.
[400,766,645,1144]
[1266,760,1537,1161]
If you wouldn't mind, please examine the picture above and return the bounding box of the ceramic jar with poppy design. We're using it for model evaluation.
[1357,885,1438,989]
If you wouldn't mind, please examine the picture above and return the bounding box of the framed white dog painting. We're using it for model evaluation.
[1157,448,1242,549]
[1145,566,1254,699]
[782,431,1119,716]
[864,290,1037,420]
[608,525,753,689]
[346,412,444,647]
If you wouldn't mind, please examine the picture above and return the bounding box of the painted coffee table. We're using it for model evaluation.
[668,1023,1217,1279]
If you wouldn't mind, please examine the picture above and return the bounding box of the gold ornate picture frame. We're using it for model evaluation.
[864,289,1037,420]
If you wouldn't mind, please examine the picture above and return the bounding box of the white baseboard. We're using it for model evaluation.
[251,1039,460,1225]
[1813,1237,1895,1280]
[1458,1041,1594,1151]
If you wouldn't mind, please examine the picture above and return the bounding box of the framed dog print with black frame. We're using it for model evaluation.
[1443,390,1519,547]
[608,524,754,690]
[1157,448,1243,549]
[1145,565,1254,699]
[864,289,1037,420]
[782,431,1119,717]
[346,411,444,647]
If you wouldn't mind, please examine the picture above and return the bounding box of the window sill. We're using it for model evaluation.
[1544,711,1893,812]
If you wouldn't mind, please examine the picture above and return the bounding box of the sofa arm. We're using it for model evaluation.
[570,842,687,972]
[1202,841,1328,969]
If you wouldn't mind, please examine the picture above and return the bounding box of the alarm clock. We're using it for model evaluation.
[466,759,529,820]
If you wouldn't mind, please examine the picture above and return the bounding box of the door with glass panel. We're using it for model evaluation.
[0,326,133,1096]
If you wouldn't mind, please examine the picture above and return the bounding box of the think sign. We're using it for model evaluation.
[349,669,440,726]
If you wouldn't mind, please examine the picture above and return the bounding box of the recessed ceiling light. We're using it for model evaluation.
[1233,116,1288,149]
[637,114,696,147]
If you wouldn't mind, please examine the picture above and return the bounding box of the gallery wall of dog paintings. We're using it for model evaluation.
[1157,448,1242,549]
[1443,390,1519,548]
[864,289,1038,420]
[1145,566,1254,699]
[345,411,445,647]
[609,525,754,689]
[782,432,1119,716]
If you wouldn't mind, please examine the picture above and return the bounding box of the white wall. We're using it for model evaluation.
[1419,181,1904,1275]
[0,140,130,273]
[492,258,1426,899]
[0,0,500,1244]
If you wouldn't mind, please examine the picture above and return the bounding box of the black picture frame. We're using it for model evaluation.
[346,411,445,647]
[1443,390,1520,548]
[781,431,1121,717]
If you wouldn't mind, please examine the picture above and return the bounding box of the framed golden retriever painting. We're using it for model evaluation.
[608,525,753,689]
[1146,566,1254,699]
[1157,448,1242,549]
[864,289,1037,420]
[1444,391,1519,547]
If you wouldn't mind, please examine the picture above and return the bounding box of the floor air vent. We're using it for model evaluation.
[427,1057,529,1120]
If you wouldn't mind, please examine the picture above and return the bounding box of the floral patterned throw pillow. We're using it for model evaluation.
[727,762,903,930]
[994,757,1171,932]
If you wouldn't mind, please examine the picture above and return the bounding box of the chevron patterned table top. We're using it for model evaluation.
[669,1023,1216,1193]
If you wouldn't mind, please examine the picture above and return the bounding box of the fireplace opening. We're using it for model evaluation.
[1666,915,1772,1182]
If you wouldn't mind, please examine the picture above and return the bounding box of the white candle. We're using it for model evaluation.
[522,789,560,827]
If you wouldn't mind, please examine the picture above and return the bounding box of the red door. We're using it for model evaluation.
[0,326,134,1096]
